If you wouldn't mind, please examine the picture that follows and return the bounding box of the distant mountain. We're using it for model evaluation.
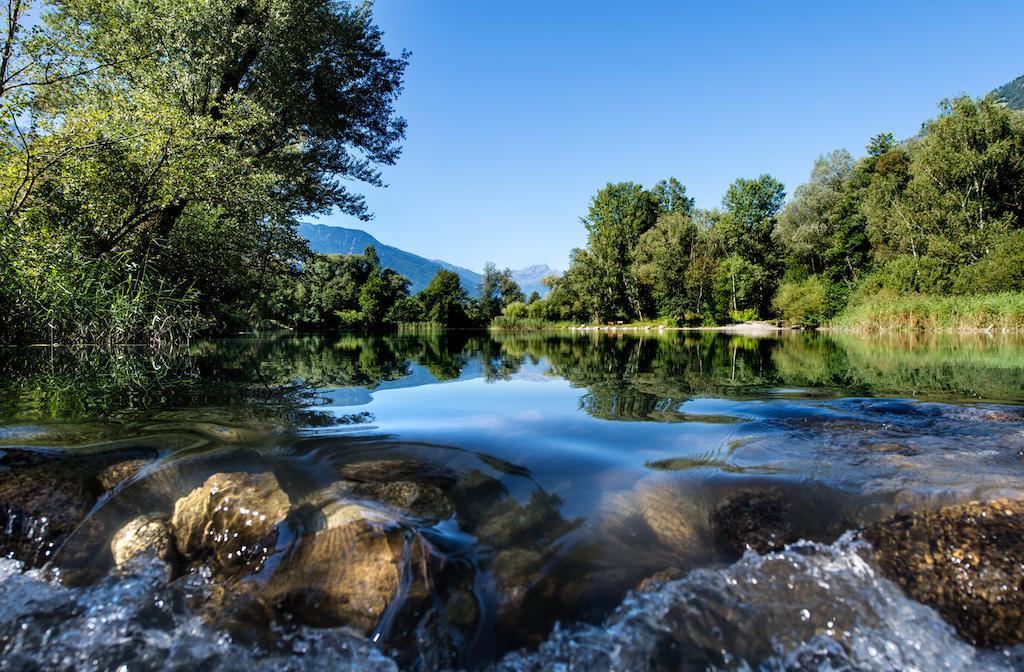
[299,223,482,294]
[512,264,560,297]
[993,74,1024,110]
[299,223,558,297]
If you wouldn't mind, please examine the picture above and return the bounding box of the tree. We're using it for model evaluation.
[418,270,469,326]
[775,150,854,274]
[632,211,699,320]
[580,182,660,320]
[478,262,524,322]
[717,175,786,315]
[652,177,695,216]
[1,0,409,341]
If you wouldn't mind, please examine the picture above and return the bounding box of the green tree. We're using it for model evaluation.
[418,270,469,326]
[580,182,660,320]
[477,262,524,322]
[717,175,785,315]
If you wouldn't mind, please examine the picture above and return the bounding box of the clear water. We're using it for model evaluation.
[1,330,1023,670]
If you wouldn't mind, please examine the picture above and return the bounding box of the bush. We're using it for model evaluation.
[870,256,955,294]
[333,310,365,330]
[773,277,828,326]
[728,308,758,323]
[502,301,529,319]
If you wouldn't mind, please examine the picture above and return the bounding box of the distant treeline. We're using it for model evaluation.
[511,96,1024,329]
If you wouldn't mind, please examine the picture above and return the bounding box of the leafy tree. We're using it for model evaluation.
[717,175,785,314]
[579,182,660,321]
[652,177,695,216]
[1,0,408,342]
[632,211,699,321]
[477,262,524,322]
[418,270,470,326]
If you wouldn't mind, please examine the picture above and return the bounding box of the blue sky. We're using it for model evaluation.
[322,1,1024,272]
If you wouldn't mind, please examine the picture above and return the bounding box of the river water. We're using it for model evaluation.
[0,330,1022,670]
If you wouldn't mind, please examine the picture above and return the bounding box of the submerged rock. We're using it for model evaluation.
[170,471,290,574]
[349,481,454,522]
[0,451,102,566]
[710,488,793,555]
[110,514,172,566]
[339,459,458,490]
[632,477,705,555]
[264,503,420,633]
[98,458,152,491]
[865,498,1024,647]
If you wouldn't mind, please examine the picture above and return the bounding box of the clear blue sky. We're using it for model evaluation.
[321,0,1024,272]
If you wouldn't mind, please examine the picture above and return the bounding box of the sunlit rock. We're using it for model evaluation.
[170,471,290,574]
[865,498,1024,647]
[632,477,705,555]
[263,502,421,633]
[98,458,152,491]
[110,514,172,566]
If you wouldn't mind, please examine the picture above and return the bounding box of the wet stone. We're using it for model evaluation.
[0,450,102,566]
[263,503,422,633]
[170,471,290,575]
[98,458,152,491]
[632,477,705,555]
[339,459,458,490]
[865,498,1024,647]
[110,514,172,567]
[711,488,794,555]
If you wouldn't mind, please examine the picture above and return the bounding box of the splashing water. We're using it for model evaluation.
[492,535,1024,672]
[1,536,1021,671]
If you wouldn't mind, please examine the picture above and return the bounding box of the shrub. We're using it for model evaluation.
[773,276,828,326]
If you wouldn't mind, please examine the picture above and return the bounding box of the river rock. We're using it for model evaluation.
[98,458,152,491]
[339,458,458,490]
[264,502,420,633]
[170,471,290,574]
[865,498,1024,647]
[711,488,794,555]
[633,477,705,555]
[110,514,172,566]
[310,480,454,523]
[0,450,101,566]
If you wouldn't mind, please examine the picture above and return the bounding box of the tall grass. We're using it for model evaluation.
[834,292,1024,331]
[2,249,208,346]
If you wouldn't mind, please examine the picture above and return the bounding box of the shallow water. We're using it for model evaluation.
[1,330,1023,669]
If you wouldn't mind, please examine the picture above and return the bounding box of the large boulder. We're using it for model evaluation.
[110,514,172,566]
[865,498,1024,647]
[170,471,290,574]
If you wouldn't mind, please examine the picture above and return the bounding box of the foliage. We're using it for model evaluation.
[418,270,471,327]
[772,277,828,327]
[271,246,410,330]
[0,0,407,343]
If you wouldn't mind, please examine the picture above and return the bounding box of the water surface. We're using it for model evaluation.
[1,331,1023,669]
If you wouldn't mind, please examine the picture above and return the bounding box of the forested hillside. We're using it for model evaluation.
[995,74,1024,109]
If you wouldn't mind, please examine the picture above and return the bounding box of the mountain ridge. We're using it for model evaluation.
[298,223,559,296]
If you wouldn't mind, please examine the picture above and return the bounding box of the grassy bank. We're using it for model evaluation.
[834,292,1024,331]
